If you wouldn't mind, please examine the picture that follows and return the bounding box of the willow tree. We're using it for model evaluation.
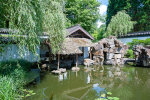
[104,11,136,37]
[0,0,66,54]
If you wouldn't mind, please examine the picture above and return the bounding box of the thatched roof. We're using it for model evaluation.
[58,38,94,55]
[70,38,95,47]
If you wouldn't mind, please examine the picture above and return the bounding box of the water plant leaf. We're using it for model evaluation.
[26,94,31,97]
[108,97,114,100]
[101,94,106,98]
[113,97,119,100]
[107,92,112,95]
[31,93,36,95]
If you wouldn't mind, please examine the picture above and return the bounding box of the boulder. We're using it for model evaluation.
[84,59,95,67]
[72,67,80,71]
[92,36,127,65]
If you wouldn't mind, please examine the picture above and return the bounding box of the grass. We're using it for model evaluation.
[0,59,33,100]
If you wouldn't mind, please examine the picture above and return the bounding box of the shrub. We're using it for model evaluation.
[0,59,33,86]
[0,76,20,100]
[0,59,34,100]
[125,49,134,59]
[127,38,150,49]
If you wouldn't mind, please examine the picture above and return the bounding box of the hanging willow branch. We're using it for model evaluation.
[0,0,66,55]
[104,10,136,37]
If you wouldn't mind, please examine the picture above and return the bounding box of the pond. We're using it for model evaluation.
[25,65,150,100]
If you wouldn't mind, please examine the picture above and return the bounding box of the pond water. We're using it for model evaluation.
[26,65,150,100]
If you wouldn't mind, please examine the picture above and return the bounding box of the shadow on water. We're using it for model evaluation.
[25,65,150,100]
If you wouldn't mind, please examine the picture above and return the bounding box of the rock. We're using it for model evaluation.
[72,67,80,71]
[92,36,127,65]
[51,68,66,74]
[59,68,66,73]
[114,54,122,59]
[133,45,150,67]
[84,59,95,67]
[41,64,47,69]
[114,72,121,76]
[51,70,61,74]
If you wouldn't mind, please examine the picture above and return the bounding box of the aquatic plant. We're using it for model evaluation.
[0,76,18,100]
[0,59,32,85]
[0,76,36,100]
[95,92,119,100]
[0,59,36,100]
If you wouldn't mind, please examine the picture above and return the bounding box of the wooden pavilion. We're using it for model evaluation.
[40,25,95,71]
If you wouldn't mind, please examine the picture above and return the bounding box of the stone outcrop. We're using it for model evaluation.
[133,45,150,67]
[84,59,95,67]
[92,36,128,65]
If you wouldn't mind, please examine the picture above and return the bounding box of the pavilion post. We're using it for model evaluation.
[76,54,78,68]
[57,54,60,70]
[90,47,92,59]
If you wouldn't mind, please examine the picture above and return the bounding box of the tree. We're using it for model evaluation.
[92,24,106,42]
[104,11,136,37]
[106,0,131,27]
[138,0,150,31]
[65,0,100,34]
[106,0,150,32]
[0,0,66,54]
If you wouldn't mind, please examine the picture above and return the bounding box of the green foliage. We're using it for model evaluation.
[106,0,150,31]
[65,0,101,33]
[0,76,36,100]
[0,76,18,100]
[0,59,35,100]
[0,59,32,86]
[125,49,134,59]
[104,11,136,37]
[127,38,150,49]
[0,0,66,54]
[126,38,150,58]
[92,24,106,42]
[0,59,32,75]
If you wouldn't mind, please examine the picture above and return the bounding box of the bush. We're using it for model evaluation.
[125,49,134,59]
[127,38,150,49]
[0,59,34,100]
[0,76,20,100]
[0,59,32,75]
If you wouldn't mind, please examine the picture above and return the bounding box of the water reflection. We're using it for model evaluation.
[92,83,105,94]
[87,74,91,84]
[64,72,67,80]
[58,72,68,81]
[26,65,150,100]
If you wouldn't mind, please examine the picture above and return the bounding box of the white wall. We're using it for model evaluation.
[0,44,40,62]
[118,36,150,44]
